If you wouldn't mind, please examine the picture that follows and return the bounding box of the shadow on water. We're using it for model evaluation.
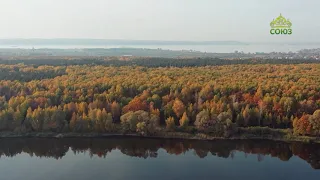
[0,138,319,169]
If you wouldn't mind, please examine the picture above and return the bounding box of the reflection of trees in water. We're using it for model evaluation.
[0,138,319,169]
[291,143,320,169]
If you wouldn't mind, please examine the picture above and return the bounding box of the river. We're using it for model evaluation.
[0,138,319,180]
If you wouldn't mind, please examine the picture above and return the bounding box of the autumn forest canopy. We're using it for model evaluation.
[0,58,320,138]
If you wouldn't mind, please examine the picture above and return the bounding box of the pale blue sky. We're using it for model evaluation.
[0,0,319,42]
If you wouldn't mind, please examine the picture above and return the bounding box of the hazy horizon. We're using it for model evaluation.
[1,0,320,43]
[1,38,320,44]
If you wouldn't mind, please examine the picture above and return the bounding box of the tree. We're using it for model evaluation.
[262,113,272,127]
[194,109,216,132]
[122,97,148,113]
[217,112,237,137]
[173,98,185,118]
[136,122,147,135]
[23,107,33,131]
[166,117,175,131]
[31,107,45,131]
[13,109,24,130]
[242,106,250,126]
[135,110,150,123]
[242,105,260,127]
[164,102,174,119]
[77,102,88,115]
[253,86,263,103]
[104,111,114,132]
[148,114,160,133]
[111,101,121,122]
[150,94,162,109]
[120,110,158,133]
[70,112,77,131]
[236,113,245,127]
[309,110,320,136]
[42,107,67,132]
[293,114,312,135]
[179,112,189,128]
[94,109,104,132]
[199,84,213,100]
[120,111,138,132]
[0,110,9,130]
[217,112,232,122]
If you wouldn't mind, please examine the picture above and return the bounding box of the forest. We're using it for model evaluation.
[1,57,320,67]
[0,62,320,138]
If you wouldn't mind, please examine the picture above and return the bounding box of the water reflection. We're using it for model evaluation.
[0,138,319,169]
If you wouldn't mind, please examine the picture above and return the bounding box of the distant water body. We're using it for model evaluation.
[1,44,320,53]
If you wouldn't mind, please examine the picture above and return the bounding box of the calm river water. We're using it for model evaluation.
[0,138,319,180]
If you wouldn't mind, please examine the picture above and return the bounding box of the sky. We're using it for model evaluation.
[0,0,319,42]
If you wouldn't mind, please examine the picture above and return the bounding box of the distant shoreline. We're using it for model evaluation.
[1,130,319,144]
[0,39,248,46]
[0,39,320,54]
[1,46,320,58]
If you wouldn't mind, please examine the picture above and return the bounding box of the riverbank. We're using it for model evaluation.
[0,127,319,144]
